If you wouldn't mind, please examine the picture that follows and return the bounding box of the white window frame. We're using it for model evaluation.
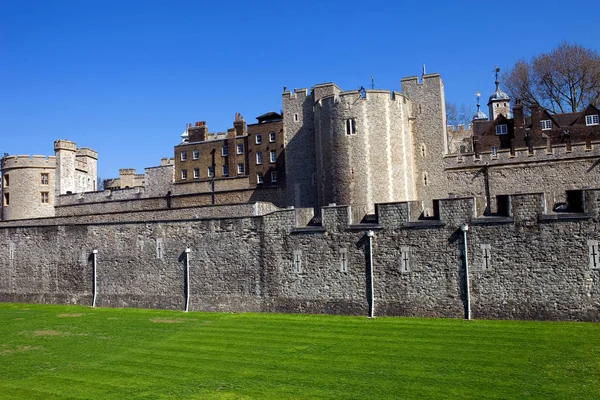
[193,168,200,179]
[491,146,498,156]
[180,151,187,161]
[237,163,244,174]
[181,169,187,180]
[585,114,599,126]
[237,144,244,154]
[269,132,276,143]
[256,152,263,165]
[540,120,552,130]
[256,134,262,144]
[257,172,264,184]
[271,171,278,183]
[495,124,508,135]
[270,150,276,163]
[193,149,199,160]
[222,165,229,177]
[222,145,228,156]
[208,166,215,178]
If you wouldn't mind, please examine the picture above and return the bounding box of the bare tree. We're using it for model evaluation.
[503,42,600,114]
[446,102,472,127]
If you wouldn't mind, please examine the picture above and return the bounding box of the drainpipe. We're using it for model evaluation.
[184,247,191,312]
[92,249,98,308]
[366,230,375,318]
[460,224,471,320]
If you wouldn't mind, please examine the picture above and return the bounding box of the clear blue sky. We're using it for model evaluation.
[1,0,599,180]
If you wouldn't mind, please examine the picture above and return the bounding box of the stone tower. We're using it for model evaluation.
[282,87,318,209]
[311,84,415,220]
[401,74,449,215]
[54,140,78,196]
[488,67,511,120]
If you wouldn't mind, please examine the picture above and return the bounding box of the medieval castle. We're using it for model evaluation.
[1,72,599,321]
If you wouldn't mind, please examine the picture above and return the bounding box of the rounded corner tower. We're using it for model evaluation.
[312,85,416,219]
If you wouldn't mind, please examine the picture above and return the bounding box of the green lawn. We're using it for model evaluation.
[0,303,598,399]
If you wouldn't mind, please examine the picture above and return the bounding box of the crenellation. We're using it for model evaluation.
[508,193,545,223]
[435,197,476,227]
[321,205,351,231]
[2,187,598,320]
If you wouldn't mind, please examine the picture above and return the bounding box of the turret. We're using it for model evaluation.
[488,67,511,120]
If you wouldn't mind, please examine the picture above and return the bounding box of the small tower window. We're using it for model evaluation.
[423,172,428,186]
[345,119,356,135]
[421,144,426,158]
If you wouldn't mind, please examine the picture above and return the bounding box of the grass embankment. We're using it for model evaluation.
[0,303,598,399]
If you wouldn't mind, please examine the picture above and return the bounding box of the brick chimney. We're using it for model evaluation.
[513,100,526,146]
[188,121,208,142]
[233,113,246,137]
[530,104,541,142]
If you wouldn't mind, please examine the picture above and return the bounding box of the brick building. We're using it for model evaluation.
[173,112,284,203]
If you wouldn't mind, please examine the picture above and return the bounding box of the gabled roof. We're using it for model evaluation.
[572,104,600,125]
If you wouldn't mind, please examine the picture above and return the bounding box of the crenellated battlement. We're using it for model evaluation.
[282,87,309,101]
[54,139,77,152]
[76,148,98,159]
[447,124,472,133]
[275,188,599,232]
[444,141,600,169]
[2,154,56,169]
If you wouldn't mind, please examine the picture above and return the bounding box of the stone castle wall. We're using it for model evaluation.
[444,142,600,214]
[1,190,599,321]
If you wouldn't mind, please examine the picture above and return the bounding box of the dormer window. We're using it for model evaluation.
[540,120,552,130]
[585,114,599,126]
[495,124,508,135]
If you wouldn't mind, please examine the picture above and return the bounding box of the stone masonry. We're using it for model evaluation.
[1,189,599,321]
